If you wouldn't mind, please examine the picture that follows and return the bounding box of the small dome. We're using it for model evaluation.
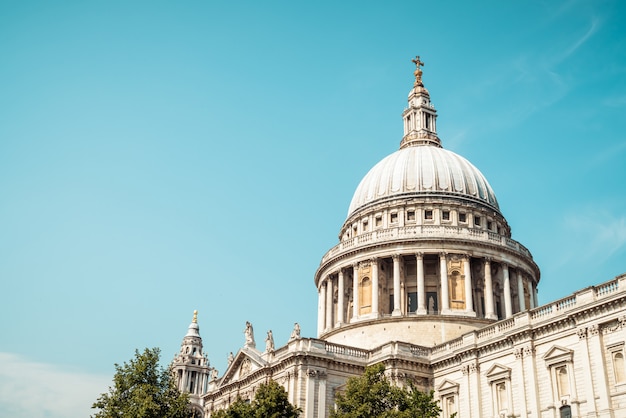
[347,145,499,218]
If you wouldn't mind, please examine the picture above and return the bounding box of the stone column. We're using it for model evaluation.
[517,271,526,311]
[440,252,450,314]
[533,285,539,308]
[587,325,611,413]
[371,258,379,317]
[325,277,333,332]
[317,371,327,418]
[352,263,359,321]
[577,327,598,413]
[317,283,326,335]
[503,263,513,318]
[416,253,426,314]
[305,370,316,418]
[392,255,401,316]
[484,259,497,319]
[463,255,474,314]
[527,280,535,309]
[337,269,345,325]
[288,372,296,404]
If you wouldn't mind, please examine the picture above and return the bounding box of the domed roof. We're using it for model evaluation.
[347,57,500,219]
[347,145,499,217]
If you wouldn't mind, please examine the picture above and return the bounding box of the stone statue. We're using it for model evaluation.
[244,321,255,348]
[265,330,274,352]
[227,351,234,365]
[210,368,218,380]
[428,296,435,314]
[289,322,301,341]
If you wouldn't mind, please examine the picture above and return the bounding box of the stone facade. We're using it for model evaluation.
[171,59,626,418]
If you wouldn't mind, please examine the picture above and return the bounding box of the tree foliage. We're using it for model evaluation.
[91,347,190,418]
[331,364,447,418]
[212,380,301,418]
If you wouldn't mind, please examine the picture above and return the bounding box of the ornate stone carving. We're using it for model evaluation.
[244,321,255,348]
[577,327,588,340]
[523,345,535,357]
[289,322,301,341]
[588,324,599,336]
[240,358,251,376]
[265,330,274,353]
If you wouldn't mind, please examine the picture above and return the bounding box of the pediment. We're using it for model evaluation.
[437,379,459,396]
[220,347,266,385]
[486,363,511,382]
[543,345,573,366]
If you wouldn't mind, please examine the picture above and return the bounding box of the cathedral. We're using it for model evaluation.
[171,58,626,418]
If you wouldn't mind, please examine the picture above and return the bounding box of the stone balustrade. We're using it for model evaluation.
[320,224,532,265]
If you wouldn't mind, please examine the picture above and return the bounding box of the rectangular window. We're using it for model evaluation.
[390,213,398,223]
[458,212,467,223]
[425,210,433,220]
[442,210,450,221]
[474,216,481,226]
[487,221,493,230]
[375,216,382,227]
[406,210,415,221]
[362,221,368,232]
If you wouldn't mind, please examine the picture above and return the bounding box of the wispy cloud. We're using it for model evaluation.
[603,95,626,107]
[0,353,111,418]
[556,209,626,267]
[555,15,601,64]
[585,141,626,168]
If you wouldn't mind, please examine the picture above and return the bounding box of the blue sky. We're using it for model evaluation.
[1,1,625,417]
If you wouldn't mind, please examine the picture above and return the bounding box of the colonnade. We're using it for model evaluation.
[317,252,538,335]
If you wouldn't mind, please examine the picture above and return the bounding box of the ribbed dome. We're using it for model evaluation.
[347,145,500,217]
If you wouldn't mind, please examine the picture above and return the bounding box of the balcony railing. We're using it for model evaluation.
[320,224,532,265]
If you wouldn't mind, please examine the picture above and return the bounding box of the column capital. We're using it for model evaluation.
[462,253,471,261]
[439,251,447,258]
[485,257,492,263]
[392,254,401,261]
[415,252,424,259]
[369,257,378,263]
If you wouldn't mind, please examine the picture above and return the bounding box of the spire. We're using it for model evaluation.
[400,56,441,149]
[171,310,211,404]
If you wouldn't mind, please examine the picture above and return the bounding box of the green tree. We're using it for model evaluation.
[331,364,446,418]
[212,397,253,418]
[212,379,301,418]
[91,347,190,418]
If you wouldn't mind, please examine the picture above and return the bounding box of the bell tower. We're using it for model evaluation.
[171,310,212,417]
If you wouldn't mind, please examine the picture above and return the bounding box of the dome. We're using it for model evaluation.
[347,145,500,218]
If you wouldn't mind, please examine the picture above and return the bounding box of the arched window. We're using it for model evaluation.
[559,404,572,418]
[556,366,570,398]
[614,352,626,384]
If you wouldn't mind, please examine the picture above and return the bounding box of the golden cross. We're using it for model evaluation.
[412,55,424,70]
